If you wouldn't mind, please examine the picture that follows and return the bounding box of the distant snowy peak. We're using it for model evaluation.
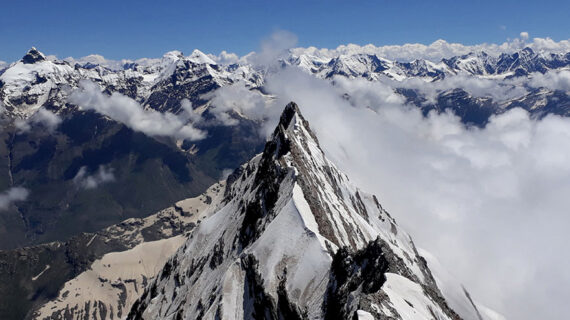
[127,103,491,319]
[21,47,46,64]
[2,45,569,122]
[188,49,217,65]
[288,46,570,80]
[0,47,261,118]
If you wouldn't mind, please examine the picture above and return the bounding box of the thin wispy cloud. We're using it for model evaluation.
[0,187,29,210]
[15,108,62,133]
[73,165,116,190]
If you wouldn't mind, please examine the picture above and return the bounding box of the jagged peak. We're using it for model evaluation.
[21,47,46,64]
[267,102,321,160]
[277,101,301,129]
[276,102,318,140]
[161,50,184,61]
[520,46,535,55]
[188,49,216,65]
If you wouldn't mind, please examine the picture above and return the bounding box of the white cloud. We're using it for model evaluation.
[15,108,62,133]
[331,76,407,110]
[68,80,206,140]
[64,54,130,70]
[520,31,530,41]
[73,165,115,189]
[0,187,29,210]
[33,108,62,131]
[394,74,527,104]
[221,168,234,180]
[528,70,570,92]
[247,30,298,66]
[204,81,277,126]
[210,51,240,65]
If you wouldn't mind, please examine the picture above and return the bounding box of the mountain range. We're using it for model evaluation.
[1,44,569,319]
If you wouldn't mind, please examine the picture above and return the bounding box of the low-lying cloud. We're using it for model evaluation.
[204,82,277,126]
[73,165,115,189]
[69,81,205,140]
[0,187,29,210]
[15,108,62,133]
[528,69,570,92]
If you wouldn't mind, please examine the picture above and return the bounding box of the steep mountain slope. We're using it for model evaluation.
[127,103,489,319]
[0,181,224,320]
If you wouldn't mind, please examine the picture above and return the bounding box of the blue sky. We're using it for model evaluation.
[1,0,569,62]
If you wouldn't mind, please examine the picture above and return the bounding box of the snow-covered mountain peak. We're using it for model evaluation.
[189,49,217,65]
[126,102,486,320]
[21,47,46,64]
[162,50,184,60]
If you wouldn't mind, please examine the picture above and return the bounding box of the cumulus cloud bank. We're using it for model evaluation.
[0,187,29,210]
[69,81,205,140]
[73,165,115,189]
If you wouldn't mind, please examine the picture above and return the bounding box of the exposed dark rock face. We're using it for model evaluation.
[241,255,307,320]
[236,104,299,250]
[21,48,46,64]
[323,238,460,320]
[324,238,389,319]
